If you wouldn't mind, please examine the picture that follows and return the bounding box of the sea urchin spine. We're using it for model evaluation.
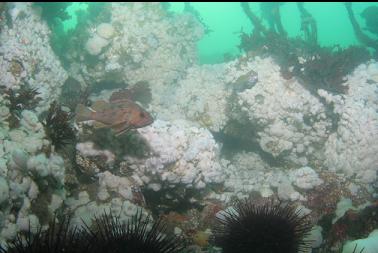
[0,215,89,253]
[214,199,313,253]
[83,210,185,253]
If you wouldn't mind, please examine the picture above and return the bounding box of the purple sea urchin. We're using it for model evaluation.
[214,200,313,253]
[0,215,89,253]
[84,211,184,253]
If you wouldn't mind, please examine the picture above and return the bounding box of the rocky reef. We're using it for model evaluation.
[0,2,376,252]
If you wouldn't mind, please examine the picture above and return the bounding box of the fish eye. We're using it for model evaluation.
[140,112,145,118]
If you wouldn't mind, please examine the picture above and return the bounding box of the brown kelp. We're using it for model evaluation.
[240,2,371,95]
[345,3,378,57]
[42,101,76,151]
[1,84,42,128]
[297,46,370,94]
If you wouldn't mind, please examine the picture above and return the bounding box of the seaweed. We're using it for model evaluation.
[86,2,112,24]
[41,101,76,152]
[296,46,371,94]
[33,2,71,25]
[239,2,371,95]
[297,3,317,45]
[81,127,151,164]
[259,2,286,36]
[183,3,212,34]
[1,84,42,128]
[34,2,112,68]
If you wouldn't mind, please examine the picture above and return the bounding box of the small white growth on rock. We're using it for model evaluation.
[325,62,378,184]
[27,180,39,200]
[233,57,331,165]
[0,3,68,113]
[290,166,323,190]
[26,153,65,183]
[76,142,115,165]
[128,119,224,189]
[342,229,378,253]
[333,197,370,224]
[48,194,63,213]
[11,148,29,169]
[66,191,148,228]
[0,177,9,204]
[148,183,162,192]
[27,154,49,177]
[219,152,288,200]
[97,23,115,39]
[16,214,39,233]
[161,64,229,132]
[307,226,323,249]
[85,35,109,56]
[97,171,134,201]
[277,178,305,201]
[0,217,17,241]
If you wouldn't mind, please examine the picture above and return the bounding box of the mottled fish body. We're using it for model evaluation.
[75,94,153,135]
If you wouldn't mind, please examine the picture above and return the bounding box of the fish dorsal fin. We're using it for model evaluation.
[110,90,133,103]
[92,100,111,111]
[112,98,135,108]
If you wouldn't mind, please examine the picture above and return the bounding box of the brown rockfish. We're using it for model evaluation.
[75,97,153,136]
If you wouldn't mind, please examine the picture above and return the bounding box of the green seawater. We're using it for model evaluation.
[63,2,378,64]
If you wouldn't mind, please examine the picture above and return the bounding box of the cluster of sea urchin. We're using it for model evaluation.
[0,211,184,253]
[214,200,313,253]
[84,211,184,253]
[0,215,88,253]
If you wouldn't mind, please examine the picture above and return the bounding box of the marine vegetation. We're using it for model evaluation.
[34,2,112,67]
[360,5,378,36]
[317,201,377,253]
[240,2,371,95]
[83,211,185,253]
[42,101,76,151]
[0,215,89,253]
[33,3,72,66]
[183,2,212,34]
[143,186,203,216]
[213,199,312,253]
[1,84,42,128]
[0,3,6,20]
[345,3,378,57]
[82,128,151,163]
[259,2,286,36]
[33,2,71,25]
[296,46,371,94]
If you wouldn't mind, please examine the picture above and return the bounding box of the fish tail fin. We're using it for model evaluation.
[75,104,92,122]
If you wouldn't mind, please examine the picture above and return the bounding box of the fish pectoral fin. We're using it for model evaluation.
[75,104,92,122]
[112,123,132,136]
[92,100,111,111]
[93,121,110,129]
